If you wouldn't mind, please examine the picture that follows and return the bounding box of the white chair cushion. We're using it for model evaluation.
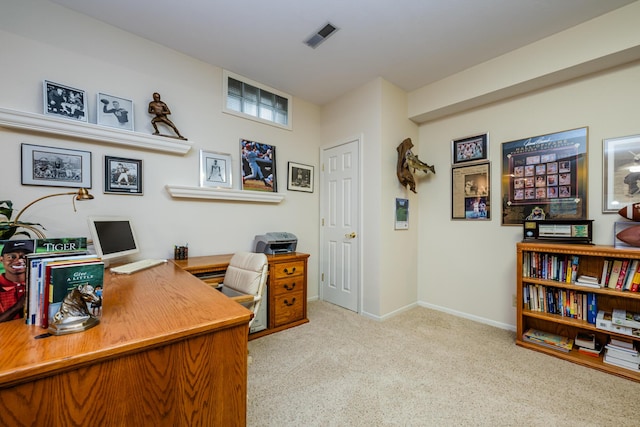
[223,252,267,295]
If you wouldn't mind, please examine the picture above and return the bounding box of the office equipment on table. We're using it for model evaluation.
[220,251,269,331]
[0,262,251,425]
[254,232,297,254]
[110,258,167,274]
[87,216,140,265]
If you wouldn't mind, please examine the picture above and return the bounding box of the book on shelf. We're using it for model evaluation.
[607,259,623,288]
[603,352,640,371]
[630,271,640,292]
[46,260,104,329]
[611,309,640,329]
[575,275,601,288]
[586,292,597,324]
[609,336,636,351]
[523,328,574,352]
[600,259,610,287]
[615,259,630,290]
[578,343,602,357]
[575,332,596,349]
[623,259,640,290]
[596,310,639,337]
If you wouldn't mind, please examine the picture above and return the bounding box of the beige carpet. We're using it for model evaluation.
[247,300,639,426]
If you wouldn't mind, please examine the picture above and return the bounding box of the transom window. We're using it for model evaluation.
[223,70,292,130]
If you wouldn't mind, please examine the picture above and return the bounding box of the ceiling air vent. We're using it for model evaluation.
[304,22,339,49]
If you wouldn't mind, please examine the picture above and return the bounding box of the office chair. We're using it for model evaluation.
[221,251,268,329]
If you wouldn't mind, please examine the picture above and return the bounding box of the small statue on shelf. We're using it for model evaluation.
[148,92,186,140]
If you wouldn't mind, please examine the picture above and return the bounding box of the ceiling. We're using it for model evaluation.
[50,0,636,106]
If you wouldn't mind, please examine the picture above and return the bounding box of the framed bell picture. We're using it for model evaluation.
[104,156,143,195]
[500,127,588,226]
[603,134,640,213]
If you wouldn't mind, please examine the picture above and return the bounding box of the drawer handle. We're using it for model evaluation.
[283,267,296,275]
[284,282,296,291]
[284,297,296,307]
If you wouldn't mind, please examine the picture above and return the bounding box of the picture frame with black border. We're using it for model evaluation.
[603,134,640,213]
[451,161,490,220]
[287,161,314,193]
[452,133,488,165]
[97,92,134,131]
[43,80,87,122]
[104,156,142,195]
[500,127,588,226]
[22,143,92,189]
[200,150,232,189]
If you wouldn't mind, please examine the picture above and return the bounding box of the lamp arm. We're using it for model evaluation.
[13,192,77,223]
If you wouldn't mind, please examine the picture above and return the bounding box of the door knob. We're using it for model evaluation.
[345,232,357,238]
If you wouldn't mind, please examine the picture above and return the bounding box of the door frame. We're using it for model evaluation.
[318,135,363,314]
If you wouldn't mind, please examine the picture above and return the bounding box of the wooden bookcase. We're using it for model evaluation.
[516,242,640,382]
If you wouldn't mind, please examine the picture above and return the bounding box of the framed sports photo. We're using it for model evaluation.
[22,143,92,188]
[603,134,640,213]
[240,139,277,192]
[200,150,232,189]
[452,133,488,165]
[43,80,87,122]
[104,156,143,195]
[287,162,314,193]
[97,93,134,131]
[501,127,588,225]
[451,161,490,220]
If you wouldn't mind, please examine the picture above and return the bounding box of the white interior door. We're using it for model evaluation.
[320,138,360,312]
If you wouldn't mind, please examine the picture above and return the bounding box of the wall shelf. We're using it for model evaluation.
[165,185,285,203]
[0,107,192,154]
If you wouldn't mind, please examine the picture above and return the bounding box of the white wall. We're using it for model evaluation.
[417,60,640,330]
[1,0,322,297]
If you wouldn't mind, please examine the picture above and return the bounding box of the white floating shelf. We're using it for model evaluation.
[165,185,285,203]
[0,107,192,154]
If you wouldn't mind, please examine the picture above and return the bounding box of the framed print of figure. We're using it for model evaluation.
[240,139,276,192]
[43,80,87,122]
[603,134,640,213]
[200,150,232,189]
[97,93,134,131]
[104,156,142,195]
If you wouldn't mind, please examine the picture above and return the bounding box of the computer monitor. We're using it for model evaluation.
[87,216,140,265]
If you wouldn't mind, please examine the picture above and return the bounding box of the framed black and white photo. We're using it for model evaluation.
[97,92,134,131]
[451,161,490,220]
[200,150,232,189]
[287,162,314,193]
[603,134,640,213]
[21,143,91,188]
[104,156,142,195]
[452,133,488,165]
[43,80,87,122]
[240,139,276,192]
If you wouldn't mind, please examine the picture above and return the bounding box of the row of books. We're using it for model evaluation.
[0,238,104,328]
[574,332,602,357]
[522,251,640,291]
[522,252,578,283]
[523,284,597,323]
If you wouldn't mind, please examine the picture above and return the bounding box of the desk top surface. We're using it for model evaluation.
[172,252,310,273]
[0,261,252,388]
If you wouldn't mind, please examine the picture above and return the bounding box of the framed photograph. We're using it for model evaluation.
[21,143,91,188]
[603,134,640,213]
[395,198,409,229]
[287,162,314,192]
[501,127,588,226]
[104,156,142,195]
[451,161,490,220]
[452,133,488,165]
[240,139,276,192]
[97,92,134,131]
[200,150,232,189]
[43,80,87,122]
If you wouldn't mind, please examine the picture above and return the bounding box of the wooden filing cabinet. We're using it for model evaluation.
[174,252,310,340]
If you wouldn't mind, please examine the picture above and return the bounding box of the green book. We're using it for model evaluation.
[46,260,104,327]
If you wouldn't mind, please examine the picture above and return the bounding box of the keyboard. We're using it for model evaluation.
[111,259,167,275]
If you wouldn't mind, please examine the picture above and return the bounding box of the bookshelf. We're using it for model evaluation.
[517,242,640,382]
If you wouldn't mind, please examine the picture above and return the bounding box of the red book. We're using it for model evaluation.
[616,259,630,290]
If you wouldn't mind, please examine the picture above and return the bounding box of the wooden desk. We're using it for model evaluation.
[0,262,252,427]
[174,252,310,340]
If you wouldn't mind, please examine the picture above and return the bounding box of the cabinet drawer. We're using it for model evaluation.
[273,261,305,279]
[271,277,304,296]
[273,291,304,327]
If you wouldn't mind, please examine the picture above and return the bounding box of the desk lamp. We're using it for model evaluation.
[4,188,94,239]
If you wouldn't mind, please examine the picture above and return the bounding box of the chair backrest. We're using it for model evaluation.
[223,251,268,326]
